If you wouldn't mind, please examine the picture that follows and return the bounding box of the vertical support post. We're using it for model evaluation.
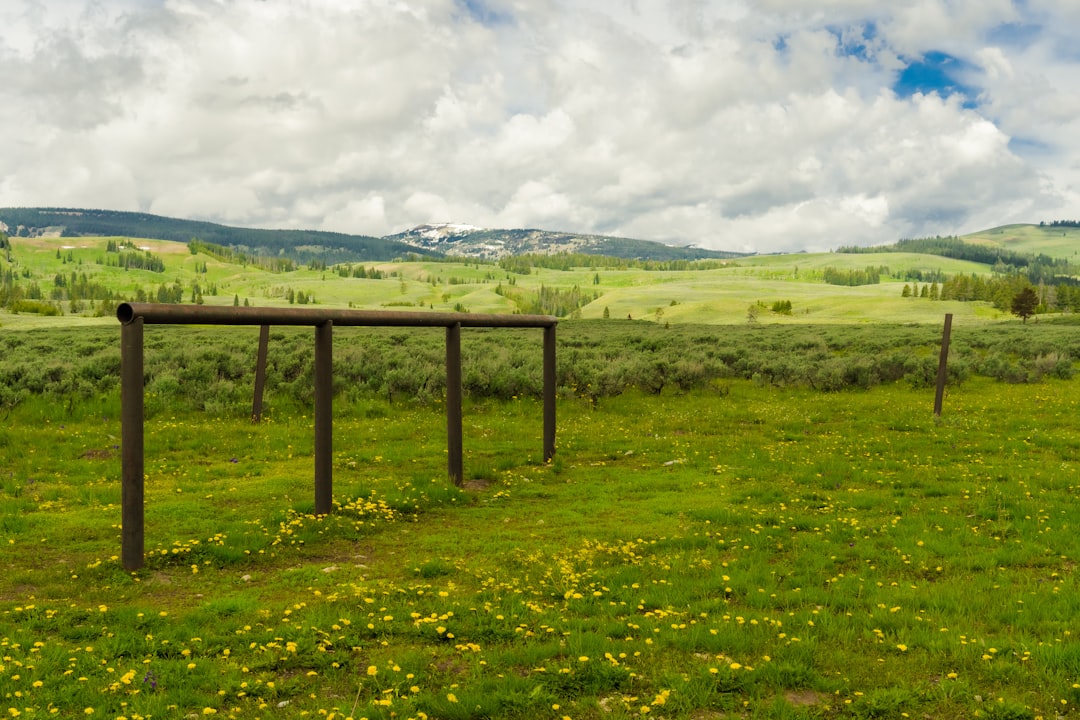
[121,317,145,571]
[314,321,333,514]
[934,313,953,417]
[446,323,463,486]
[543,324,556,462]
[251,324,270,422]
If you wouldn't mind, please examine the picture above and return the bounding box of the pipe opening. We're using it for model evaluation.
[116,303,136,324]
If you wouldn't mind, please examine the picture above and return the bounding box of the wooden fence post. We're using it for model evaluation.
[934,313,953,417]
[251,324,270,422]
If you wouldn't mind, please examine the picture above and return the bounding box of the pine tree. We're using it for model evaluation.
[1011,287,1039,323]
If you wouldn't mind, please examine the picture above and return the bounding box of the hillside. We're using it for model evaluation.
[0,233,1064,330]
[0,208,744,263]
[385,223,743,261]
[961,222,1080,261]
[0,208,426,264]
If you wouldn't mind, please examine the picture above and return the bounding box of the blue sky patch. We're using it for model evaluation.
[987,22,1043,49]
[894,51,979,108]
[457,0,513,26]
[1008,136,1053,156]
[830,21,878,63]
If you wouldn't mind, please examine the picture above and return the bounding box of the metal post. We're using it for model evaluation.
[446,323,463,486]
[115,304,557,559]
[121,317,145,570]
[314,321,333,513]
[934,313,953,417]
[543,324,556,462]
[251,324,269,422]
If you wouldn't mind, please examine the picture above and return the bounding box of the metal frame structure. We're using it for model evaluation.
[117,302,557,570]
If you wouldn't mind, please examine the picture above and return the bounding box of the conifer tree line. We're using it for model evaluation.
[494,282,597,317]
[498,252,731,274]
[901,273,1080,315]
[821,266,884,286]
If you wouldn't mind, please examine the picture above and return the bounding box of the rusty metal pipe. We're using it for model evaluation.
[251,324,270,422]
[116,302,558,569]
[543,324,556,462]
[314,321,333,513]
[446,323,463,486]
[118,303,555,328]
[121,317,144,570]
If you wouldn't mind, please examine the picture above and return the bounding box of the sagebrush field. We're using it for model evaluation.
[4,228,1080,718]
[3,375,1080,719]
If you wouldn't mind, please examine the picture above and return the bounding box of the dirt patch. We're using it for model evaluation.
[80,448,113,460]
[435,659,468,675]
[0,584,39,602]
[784,690,827,706]
[464,479,492,491]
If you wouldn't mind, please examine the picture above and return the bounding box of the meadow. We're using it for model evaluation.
[964,224,1080,262]
[4,230,1080,718]
[3,375,1080,719]
[0,233,1042,331]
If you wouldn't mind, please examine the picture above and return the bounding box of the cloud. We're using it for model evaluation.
[0,0,1077,253]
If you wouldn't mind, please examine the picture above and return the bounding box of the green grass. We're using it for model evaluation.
[0,233,1051,329]
[963,224,1080,261]
[4,379,1080,718]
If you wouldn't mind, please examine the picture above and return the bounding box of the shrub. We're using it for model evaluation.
[10,299,61,315]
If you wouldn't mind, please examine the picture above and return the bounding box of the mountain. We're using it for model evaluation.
[0,207,426,264]
[384,223,744,261]
[0,208,745,263]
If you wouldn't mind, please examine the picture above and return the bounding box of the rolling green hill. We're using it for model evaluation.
[962,222,1080,261]
[0,227,1072,330]
[0,207,744,264]
[0,207,425,264]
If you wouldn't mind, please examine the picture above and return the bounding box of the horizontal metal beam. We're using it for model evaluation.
[117,303,556,328]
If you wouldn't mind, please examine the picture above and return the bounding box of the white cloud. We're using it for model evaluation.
[0,0,1077,253]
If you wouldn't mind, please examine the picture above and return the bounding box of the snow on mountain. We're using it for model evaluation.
[385,224,743,261]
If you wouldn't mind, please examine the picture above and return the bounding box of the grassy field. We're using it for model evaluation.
[3,379,1080,719]
[0,234,1040,330]
[3,228,1079,718]
[963,224,1080,261]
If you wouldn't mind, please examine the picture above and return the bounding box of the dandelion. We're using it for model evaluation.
[447,693,458,703]
[366,665,378,676]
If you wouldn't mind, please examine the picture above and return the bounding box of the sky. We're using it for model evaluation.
[1,0,1078,254]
